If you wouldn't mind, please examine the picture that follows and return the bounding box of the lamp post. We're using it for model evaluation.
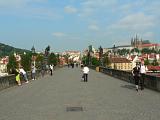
[99,46,103,66]
[113,44,116,69]
[44,45,50,69]
[87,51,90,65]
[31,46,36,67]
[88,45,92,66]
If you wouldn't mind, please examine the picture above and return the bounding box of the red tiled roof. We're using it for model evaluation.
[141,43,160,47]
[110,57,131,63]
[130,55,136,60]
[148,54,156,58]
[147,66,160,71]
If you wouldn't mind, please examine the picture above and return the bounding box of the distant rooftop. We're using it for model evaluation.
[110,57,131,63]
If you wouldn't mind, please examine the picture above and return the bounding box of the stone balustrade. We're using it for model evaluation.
[0,70,42,90]
[90,66,160,92]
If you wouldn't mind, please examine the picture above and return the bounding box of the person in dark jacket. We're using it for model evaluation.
[132,63,141,92]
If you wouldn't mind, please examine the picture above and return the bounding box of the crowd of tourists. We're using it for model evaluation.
[12,60,147,92]
[13,64,55,86]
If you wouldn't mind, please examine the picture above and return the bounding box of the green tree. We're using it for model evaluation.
[63,54,70,64]
[117,49,129,56]
[48,53,58,65]
[131,48,139,53]
[103,53,111,67]
[151,48,156,53]
[144,59,150,65]
[152,59,159,66]
[56,54,60,65]
[20,52,32,71]
[91,57,100,66]
[82,56,88,65]
[35,53,44,68]
[141,48,150,54]
[7,54,18,74]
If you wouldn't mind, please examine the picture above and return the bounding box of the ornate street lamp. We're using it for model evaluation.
[99,46,103,66]
[31,46,36,67]
[113,44,116,69]
[88,45,92,66]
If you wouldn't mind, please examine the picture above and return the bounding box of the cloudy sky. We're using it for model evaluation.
[0,0,160,52]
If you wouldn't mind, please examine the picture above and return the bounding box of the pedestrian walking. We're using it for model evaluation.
[140,60,148,90]
[132,63,140,92]
[49,64,53,76]
[71,63,74,68]
[41,64,45,77]
[80,63,84,69]
[76,63,78,67]
[31,65,36,80]
[82,64,89,82]
[19,66,29,83]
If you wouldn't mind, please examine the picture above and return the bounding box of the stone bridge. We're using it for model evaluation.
[0,67,160,120]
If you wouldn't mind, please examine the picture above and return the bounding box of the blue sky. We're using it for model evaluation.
[0,0,160,52]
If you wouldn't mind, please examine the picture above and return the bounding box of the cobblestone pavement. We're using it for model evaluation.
[0,67,160,120]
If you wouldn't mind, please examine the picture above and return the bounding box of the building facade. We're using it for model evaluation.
[109,57,132,71]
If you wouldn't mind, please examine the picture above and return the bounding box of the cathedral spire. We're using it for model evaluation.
[31,45,35,54]
[131,37,133,45]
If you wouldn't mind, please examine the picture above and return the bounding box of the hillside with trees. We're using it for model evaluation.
[0,43,30,57]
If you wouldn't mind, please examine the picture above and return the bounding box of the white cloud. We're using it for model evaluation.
[88,24,99,31]
[52,32,66,37]
[0,0,47,8]
[81,0,117,8]
[79,0,117,17]
[142,32,154,39]
[119,4,135,14]
[0,0,26,8]
[29,7,62,20]
[109,13,155,32]
[64,6,77,14]
[0,0,62,20]
[143,1,160,23]
[32,0,47,2]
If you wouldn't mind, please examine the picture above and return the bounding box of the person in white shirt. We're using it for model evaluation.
[82,64,89,82]
[49,64,54,76]
[19,67,29,83]
[140,61,147,90]
[31,65,36,80]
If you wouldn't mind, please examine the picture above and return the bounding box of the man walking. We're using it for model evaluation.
[31,64,36,80]
[140,60,147,90]
[82,64,89,82]
[50,64,53,76]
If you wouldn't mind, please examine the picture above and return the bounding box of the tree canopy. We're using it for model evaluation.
[48,53,58,65]
[7,54,18,74]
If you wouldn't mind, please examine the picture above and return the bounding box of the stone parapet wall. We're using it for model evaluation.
[90,66,160,92]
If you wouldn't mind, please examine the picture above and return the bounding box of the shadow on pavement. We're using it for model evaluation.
[121,84,135,90]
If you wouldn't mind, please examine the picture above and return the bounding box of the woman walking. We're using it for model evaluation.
[140,60,148,90]
[132,63,140,92]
